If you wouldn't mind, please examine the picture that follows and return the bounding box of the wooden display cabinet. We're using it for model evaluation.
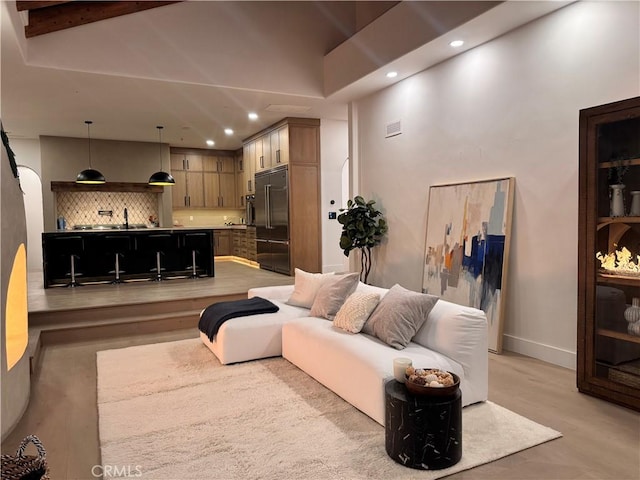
[578,96,640,411]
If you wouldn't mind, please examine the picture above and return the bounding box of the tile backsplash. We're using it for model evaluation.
[56,191,158,227]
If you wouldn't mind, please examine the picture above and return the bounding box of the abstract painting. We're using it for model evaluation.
[422,177,514,353]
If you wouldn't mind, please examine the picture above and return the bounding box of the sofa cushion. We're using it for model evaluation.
[200,299,310,365]
[333,292,381,333]
[362,284,439,349]
[309,273,360,320]
[286,268,335,308]
[411,299,488,404]
[282,318,465,425]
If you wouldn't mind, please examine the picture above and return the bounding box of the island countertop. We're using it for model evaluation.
[44,225,252,234]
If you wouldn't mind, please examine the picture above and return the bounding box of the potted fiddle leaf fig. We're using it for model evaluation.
[338,195,388,284]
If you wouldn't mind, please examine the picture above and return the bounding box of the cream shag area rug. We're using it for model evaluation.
[97,338,561,479]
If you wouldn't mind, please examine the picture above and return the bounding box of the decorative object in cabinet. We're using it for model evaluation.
[626,298,640,335]
[609,184,626,217]
[578,95,640,411]
[630,191,640,216]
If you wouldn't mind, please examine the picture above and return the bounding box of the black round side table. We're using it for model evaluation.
[384,379,462,470]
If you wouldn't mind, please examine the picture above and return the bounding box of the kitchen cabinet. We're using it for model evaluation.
[213,229,232,256]
[203,154,237,208]
[231,227,257,262]
[246,226,257,262]
[171,149,240,209]
[170,153,205,208]
[242,117,321,274]
[270,125,289,167]
[235,150,246,207]
[578,96,640,411]
[255,135,272,173]
[233,229,247,258]
[241,142,256,198]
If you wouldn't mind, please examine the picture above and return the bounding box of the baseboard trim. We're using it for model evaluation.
[502,333,576,370]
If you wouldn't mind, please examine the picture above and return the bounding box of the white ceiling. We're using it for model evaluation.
[1,1,570,151]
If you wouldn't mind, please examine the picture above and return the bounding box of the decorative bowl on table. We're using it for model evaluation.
[404,368,460,396]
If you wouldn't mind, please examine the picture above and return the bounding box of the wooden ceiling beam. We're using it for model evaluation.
[16,2,72,12]
[24,1,180,38]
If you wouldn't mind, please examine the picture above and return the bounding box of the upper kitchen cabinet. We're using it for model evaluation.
[203,154,237,208]
[170,152,204,208]
[254,135,272,173]
[241,142,256,198]
[171,149,238,209]
[270,125,289,167]
[578,96,640,411]
[235,149,248,207]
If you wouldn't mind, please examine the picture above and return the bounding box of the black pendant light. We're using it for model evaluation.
[149,126,175,186]
[76,120,106,184]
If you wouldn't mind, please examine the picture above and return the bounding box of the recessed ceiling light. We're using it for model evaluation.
[224,128,234,135]
[449,40,464,48]
[206,140,215,146]
[386,71,398,78]
[248,112,258,120]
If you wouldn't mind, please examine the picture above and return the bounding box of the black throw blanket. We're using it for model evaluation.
[198,296,279,341]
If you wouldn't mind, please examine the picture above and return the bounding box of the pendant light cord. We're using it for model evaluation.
[86,120,93,169]
[157,125,163,169]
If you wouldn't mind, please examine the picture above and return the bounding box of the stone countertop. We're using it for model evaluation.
[45,225,254,234]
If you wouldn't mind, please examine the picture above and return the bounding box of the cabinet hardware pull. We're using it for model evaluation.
[260,156,264,168]
[184,196,187,207]
[276,150,280,163]
[182,159,185,170]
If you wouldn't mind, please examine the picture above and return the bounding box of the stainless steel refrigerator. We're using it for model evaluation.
[255,166,290,274]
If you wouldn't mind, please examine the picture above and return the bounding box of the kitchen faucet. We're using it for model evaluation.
[124,207,129,229]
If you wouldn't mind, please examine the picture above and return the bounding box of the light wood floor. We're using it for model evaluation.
[2,330,638,480]
[27,260,294,313]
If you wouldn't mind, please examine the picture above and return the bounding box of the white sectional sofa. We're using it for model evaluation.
[200,282,488,426]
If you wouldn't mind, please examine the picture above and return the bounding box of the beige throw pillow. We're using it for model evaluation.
[286,268,335,309]
[362,284,439,349]
[333,292,381,333]
[309,273,360,320]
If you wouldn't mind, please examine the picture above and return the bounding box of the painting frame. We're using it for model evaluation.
[422,177,515,353]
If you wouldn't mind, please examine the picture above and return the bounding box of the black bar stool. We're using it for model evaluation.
[141,234,175,281]
[105,235,131,284]
[55,236,85,287]
[183,232,210,278]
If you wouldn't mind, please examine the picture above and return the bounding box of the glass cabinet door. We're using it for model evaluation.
[579,96,640,411]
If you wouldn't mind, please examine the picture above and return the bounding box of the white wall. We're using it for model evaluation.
[354,1,640,369]
[11,139,44,276]
[320,119,349,272]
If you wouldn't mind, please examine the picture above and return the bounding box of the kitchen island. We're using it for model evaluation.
[42,227,216,288]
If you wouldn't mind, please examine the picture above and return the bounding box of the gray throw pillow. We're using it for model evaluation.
[309,273,360,320]
[362,284,439,349]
